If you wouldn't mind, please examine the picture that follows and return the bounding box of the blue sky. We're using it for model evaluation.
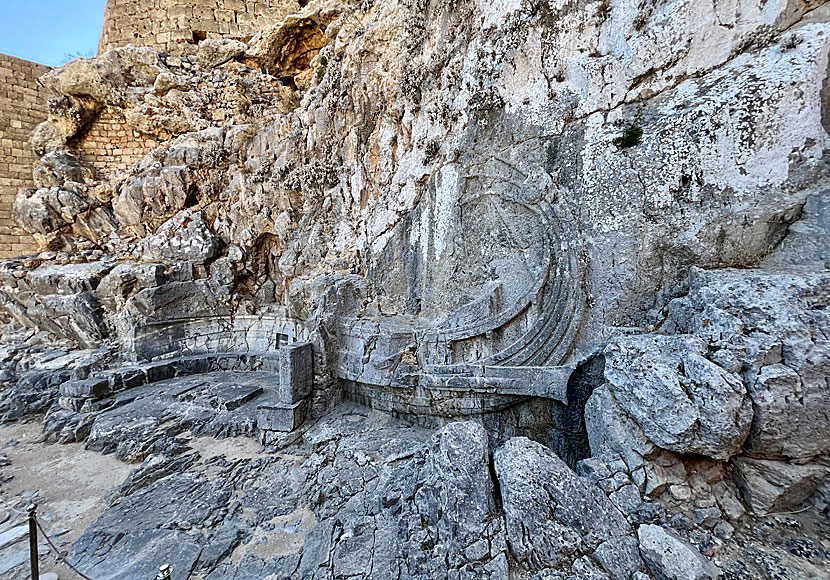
[0,1,107,66]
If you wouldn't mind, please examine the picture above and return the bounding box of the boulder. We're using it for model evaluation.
[96,262,174,313]
[123,280,223,322]
[0,370,71,422]
[585,384,654,472]
[602,335,752,461]
[32,151,84,188]
[27,262,114,296]
[139,210,219,264]
[414,421,499,554]
[33,293,109,348]
[198,39,247,68]
[13,187,90,236]
[667,268,830,461]
[494,437,630,571]
[31,119,66,156]
[637,524,721,580]
[732,457,830,516]
[115,166,190,227]
[40,46,166,105]
[592,536,645,580]
[152,72,188,95]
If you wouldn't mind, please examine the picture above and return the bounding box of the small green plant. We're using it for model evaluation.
[317,56,328,80]
[612,121,643,148]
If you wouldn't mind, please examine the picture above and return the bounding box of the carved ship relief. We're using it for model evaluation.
[338,157,588,419]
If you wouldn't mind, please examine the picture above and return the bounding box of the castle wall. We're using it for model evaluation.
[0,54,49,258]
[68,108,160,180]
[98,0,301,55]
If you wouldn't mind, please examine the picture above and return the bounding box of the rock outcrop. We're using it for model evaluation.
[1,0,829,578]
[638,524,721,580]
[600,335,752,461]
[494,437,633,573]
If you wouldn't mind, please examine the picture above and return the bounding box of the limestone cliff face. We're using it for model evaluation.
[5,0,830,424]
[12,0,830,349]
[1,1,829,578]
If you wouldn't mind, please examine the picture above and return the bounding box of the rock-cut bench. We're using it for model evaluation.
[47,344,313,448]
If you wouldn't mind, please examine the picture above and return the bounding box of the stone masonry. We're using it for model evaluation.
[68,108,160,180]
[98,0,302,55]
[0,54,48,258]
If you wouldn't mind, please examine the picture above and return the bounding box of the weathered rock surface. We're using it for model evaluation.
[0,346,113,421]
[198,39,248,68]
[601,335,752,461]
[32,151,85,189]
[733,457,830,516]
[668,268,830,463]
[138,210,219,264]
[584,383,655,473]
[83,372,268,461]
[1,0,829,578]
[592,536,645,580]
[494,437,630,572]
[69,406,508,580]
[638,524,721,580]
[13,188,90,236]
[7,0,829,361]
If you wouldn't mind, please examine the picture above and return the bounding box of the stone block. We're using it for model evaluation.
[60,377,111,399]
[81,398,114,413]
[140,361,176,383]
[278,342,313,404]
[733,457,830,515]
[112,368,147,391]
[59,396,87,412]
[257,399,307,432]
[169,355,213,376]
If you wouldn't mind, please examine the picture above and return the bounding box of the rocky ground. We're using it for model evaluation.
[0,420,132,579]
[1,0,829,578]
[0,394,828,580]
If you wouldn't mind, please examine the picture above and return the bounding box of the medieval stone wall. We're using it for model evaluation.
[98,0,300,54]
[0,54,49,258]
[68,108,160,180]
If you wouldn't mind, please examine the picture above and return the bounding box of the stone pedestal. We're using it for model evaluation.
[257,399,308,433]
[256,342,313,433]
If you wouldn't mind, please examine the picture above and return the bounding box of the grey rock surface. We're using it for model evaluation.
[584,384,654,473]
[602,335,752,461]
[83,372,269,461]
[667,268,830,462]
[32,151,84,189]
[592,536,645,580]
[733,457,830,516]
[198,39,247,68]
[13,187,90,236]
[68,405,508,580]
[139,210,219,265]
[762,189,829,271]
[494,437,630,571]
[0,1,829,579]
[637,524,721,580]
